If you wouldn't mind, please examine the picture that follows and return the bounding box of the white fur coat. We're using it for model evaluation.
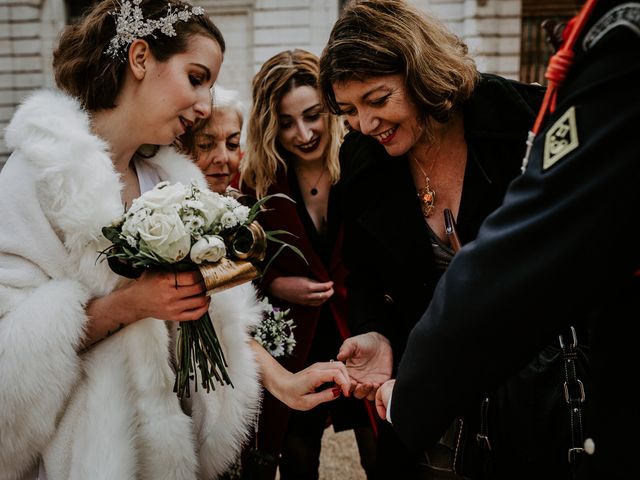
[0,90,262,480]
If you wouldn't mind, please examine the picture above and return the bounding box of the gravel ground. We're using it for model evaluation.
[275,427,366,480]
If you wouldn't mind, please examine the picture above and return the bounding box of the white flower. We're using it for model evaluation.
[190,234,226,264]
[135,181,188,211]
[137,210,191,262]
[220,211,239,229]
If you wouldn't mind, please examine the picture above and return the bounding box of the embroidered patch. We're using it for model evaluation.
[543,106,579,170]
[583,2,640,51]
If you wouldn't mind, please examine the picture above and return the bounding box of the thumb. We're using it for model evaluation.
[337,339,356,362]
[375,388,387,420]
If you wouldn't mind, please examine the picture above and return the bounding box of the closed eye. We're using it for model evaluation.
[369,94,390,106]
[189,74,204,86]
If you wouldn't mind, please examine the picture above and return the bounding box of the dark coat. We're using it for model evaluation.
[393,2,640,480]
[339,73,544,362]
[242,166,371,462]
[338,73,545,478]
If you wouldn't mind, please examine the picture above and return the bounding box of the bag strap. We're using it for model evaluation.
[558,326,587,474]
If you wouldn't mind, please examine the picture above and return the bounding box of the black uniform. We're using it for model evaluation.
[392,2,640,479]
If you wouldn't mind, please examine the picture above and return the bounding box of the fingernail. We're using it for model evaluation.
[332,387,341,398]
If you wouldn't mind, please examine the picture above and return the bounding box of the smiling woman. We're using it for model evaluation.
[239,49,378,480]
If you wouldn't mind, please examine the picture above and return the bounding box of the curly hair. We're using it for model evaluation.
[53,0,225,111]
[241,49,344,199]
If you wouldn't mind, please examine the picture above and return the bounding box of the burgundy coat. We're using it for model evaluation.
[241,165,371,462]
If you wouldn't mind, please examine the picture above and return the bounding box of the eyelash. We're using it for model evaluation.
[280,113,322,129]
[197,142,240,152]
[189,74,203,86]
[339,95,390,116]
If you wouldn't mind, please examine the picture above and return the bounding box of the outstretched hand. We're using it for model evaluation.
[337,332,393,401]
[278,361,352,411]
[375,379,395,420]
[251,341,352,412]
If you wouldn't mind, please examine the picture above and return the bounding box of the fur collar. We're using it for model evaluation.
[4,88,207,253]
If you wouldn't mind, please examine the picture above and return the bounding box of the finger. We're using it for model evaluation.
[297,387,341,411]
[352,382,374,400]
[173,283,207,298]
[375,388,387,420]
[176,270,204,286]
[337,339,357,362]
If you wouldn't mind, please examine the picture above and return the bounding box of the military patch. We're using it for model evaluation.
[543,106,579,170]
[582,2,640,51]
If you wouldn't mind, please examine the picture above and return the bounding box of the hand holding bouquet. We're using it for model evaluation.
[100,181,302,398]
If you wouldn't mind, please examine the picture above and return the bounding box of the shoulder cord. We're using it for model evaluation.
[520,0,600,172]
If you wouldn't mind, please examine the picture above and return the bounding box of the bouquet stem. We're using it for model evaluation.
[174,311,233,398]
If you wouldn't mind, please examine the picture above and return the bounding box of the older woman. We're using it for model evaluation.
[316,1,583,479]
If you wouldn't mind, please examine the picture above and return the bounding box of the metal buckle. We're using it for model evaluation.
[558,325,578,349]
[564,379,586,403]
[568,447,585,463]
[476,433,492,451]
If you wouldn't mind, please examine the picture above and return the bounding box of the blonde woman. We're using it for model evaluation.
[240,49,376,479]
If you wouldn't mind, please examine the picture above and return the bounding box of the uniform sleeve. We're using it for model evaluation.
[391,27,640,452]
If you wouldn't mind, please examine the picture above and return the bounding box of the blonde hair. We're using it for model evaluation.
[242,49,344,199]
[319,0,479,131]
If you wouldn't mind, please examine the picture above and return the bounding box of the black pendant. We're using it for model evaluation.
[310,188,318,196]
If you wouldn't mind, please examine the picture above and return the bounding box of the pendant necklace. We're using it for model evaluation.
[411,155,437,217]
[305,166,326,196]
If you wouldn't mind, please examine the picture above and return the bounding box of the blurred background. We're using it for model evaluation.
[0,0,585,167]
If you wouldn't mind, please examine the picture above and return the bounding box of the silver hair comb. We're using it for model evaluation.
[105,0,205,59]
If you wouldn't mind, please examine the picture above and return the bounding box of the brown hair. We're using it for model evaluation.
[241,49,344,199]
[53,0,225,111]
[319,0,479,125]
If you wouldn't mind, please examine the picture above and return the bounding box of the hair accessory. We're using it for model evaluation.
[105,0,205,59]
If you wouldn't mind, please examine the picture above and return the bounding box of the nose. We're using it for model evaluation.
[358,110,380,136]
[295,120,313,142]
[211,143,229,165]
[194,89,213,119]
[203,143,229,167]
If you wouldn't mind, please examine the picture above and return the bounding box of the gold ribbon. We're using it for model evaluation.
[198,221,267,294]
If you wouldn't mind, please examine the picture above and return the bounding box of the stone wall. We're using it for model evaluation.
[0,0,523,167]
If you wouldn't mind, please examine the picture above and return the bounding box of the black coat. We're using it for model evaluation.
[340,73,544,363]
[339,73,544,478]
[393,2,640,480]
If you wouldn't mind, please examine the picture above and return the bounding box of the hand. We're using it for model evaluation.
[125,269,210,322]
[268,276,334,307]
[337,332,393,400]
[276,360,352,411]
[375,379,395,420]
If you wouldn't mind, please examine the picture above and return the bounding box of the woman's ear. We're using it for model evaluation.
[128,39,151,80]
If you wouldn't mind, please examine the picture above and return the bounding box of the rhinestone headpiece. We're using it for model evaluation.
[105,0,205,60]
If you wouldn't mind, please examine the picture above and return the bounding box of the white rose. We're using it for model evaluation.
[136,181,188,210]
[198,189,227,228]
[190,235,226,264]
[137,210,191,262]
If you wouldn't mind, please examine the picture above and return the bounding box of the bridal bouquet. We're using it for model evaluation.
[253,296,296,358]
[100,181,301,398]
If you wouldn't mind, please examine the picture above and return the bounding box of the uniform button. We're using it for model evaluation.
[383,294,394,305]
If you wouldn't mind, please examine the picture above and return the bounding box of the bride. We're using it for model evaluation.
[0,1,350,479]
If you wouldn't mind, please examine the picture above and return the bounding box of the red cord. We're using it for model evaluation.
[532,0,600,134]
